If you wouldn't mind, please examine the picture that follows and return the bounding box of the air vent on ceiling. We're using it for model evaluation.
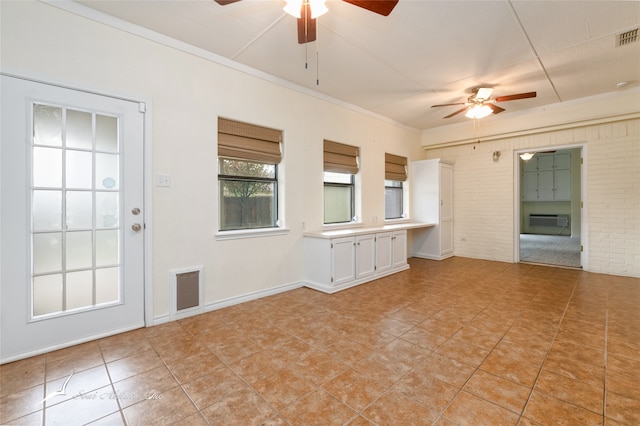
[617,28,638,47]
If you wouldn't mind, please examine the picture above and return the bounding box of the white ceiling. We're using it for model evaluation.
[75,0,640,131]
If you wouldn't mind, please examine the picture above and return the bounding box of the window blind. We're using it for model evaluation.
[324,140,359,175]
[218,117,282,164]
[385,153,407,181]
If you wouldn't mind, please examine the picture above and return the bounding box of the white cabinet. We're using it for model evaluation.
[332,237,356,286]
[304,228,410,293]
[375,232,393,273]
[411,159,454,260]
[522,153,571,201]
[392,230,407,268]
[356,234,376,279]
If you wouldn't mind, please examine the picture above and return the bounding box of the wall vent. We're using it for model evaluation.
[617,28,638,47]
[529,214,570,227]
[170,266,204,317]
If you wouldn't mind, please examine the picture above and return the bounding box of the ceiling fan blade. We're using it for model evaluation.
[474,87,494,100]
[431,102,466,108]
[297,3,317,44]
[494,92,537,102]
[214,0,241,5]
[342,0,399,16]
[443,107,469,119]
[487,104,506,114]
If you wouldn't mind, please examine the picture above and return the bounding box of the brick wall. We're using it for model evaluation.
[424,118,640,278]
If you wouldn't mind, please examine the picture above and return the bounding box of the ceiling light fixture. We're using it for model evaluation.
[465,104,493,119]
[284,0,328,19]
[520,152,534,161]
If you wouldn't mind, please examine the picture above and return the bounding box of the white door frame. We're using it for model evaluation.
[513,143,587,270]
[0,73,153,363]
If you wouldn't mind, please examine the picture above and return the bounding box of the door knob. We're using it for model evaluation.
[132,223,142,232]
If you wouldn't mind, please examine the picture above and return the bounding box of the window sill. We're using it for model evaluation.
[384,218,411,224]
[215,227,290,241]
[322,221,363,231]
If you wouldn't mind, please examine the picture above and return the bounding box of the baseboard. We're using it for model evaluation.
[412,252,454,261]
[303,264,411,294]
[151,281,304,326]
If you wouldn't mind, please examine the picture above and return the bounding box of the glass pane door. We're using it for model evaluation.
[32,103,121,318]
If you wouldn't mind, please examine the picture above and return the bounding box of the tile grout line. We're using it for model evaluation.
[517,276,586,423]
[96,341,128,426]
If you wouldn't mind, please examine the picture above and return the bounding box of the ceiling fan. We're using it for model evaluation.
[214,0,399,44]
[431,87,537,119]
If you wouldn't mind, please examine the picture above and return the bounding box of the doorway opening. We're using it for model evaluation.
[516,146,583,269]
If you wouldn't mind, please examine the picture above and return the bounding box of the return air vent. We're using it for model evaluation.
[171,266,203,317]
[617,28,638,47]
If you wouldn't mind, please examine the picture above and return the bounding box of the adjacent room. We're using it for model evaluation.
[1,1,639,425]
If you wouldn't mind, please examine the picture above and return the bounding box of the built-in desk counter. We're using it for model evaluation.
[303,222,435,293]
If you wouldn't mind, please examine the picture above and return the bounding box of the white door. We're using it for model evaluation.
[1,76,146,362]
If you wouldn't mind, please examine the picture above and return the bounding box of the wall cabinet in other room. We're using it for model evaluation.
[522,152,571,201]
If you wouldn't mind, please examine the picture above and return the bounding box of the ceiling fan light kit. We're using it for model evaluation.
[431,88,537,120]
[284,0,328,19]
[465,104,493,119]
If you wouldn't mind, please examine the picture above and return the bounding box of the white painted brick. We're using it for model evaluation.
[425,118,640,277]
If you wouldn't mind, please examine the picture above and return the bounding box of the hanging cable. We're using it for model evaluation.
[304,2,309,69]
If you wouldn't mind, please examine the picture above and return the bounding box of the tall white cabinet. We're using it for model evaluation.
[411,159,454,260]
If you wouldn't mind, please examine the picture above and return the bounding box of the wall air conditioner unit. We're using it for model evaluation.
[529,214,569,227]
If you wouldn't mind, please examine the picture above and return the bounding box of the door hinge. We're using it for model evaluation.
[580,157,583,165]
[138,102,147,113]
[331,277,334,283]
[580,245,584,252]
[581,201,584,208]
[330,243,333,249]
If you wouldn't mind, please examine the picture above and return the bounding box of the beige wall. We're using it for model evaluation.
[1,1,425,322]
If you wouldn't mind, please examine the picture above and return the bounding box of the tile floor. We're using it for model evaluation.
[1,257,639,425]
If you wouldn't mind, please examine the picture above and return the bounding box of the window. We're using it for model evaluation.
[385,180,403,219]
[324,172,354,224]
[218,118,282,231]
[324,140,359,224]
[384,153,407,220]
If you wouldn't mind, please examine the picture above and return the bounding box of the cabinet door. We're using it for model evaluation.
[537,154,554,170]
[331,237,355,286]
[356,234,376,279]
[522,158,538,172]
[555,169,571,200]
[440,221,454,256]
[538,170,554,200]
[523,171,538,200]
[375,232,393,273]
[554,153,571,170]
[440,164,453,222]
[392,231,407,268]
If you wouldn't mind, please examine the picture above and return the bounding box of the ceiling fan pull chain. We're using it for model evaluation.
[316,22,320,85]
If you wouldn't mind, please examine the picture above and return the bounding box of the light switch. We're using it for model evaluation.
[156,174,171,187]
